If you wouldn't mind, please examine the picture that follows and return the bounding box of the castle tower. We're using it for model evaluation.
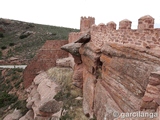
[80,16,95,32]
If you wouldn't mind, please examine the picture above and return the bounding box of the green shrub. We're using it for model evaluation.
[9,43,15,46]
[19,34,28,39]
[0,92,18,108]
[0,33,4,38]
[15,68,23,72]
[11,75,19,80]
[12,100,28,115]
[15,78,23,89]
[1,46,7,50]
[0,52,1,57]
[28,24,34,28]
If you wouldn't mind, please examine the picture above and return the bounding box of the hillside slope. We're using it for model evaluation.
[0,18,79,64]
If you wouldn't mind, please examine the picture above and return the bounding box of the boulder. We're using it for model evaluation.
[3,109,22,120]
[25,72,60,119]
[56,57,75,68]
[19,110,34,120]
[61,43,82,56]
[39,100,63,115]
[82,67,96,118]
[141,71,160,111]
[72,63,83,88]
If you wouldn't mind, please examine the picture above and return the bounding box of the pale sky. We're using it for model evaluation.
[0,0,160,29]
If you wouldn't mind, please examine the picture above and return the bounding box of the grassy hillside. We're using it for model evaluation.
[0,68,28,119]
[0,18,79,63]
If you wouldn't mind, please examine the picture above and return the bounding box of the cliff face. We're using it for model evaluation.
[90,43,160,120]
[69,39,160,120]
[62,15,160,120]
[77,41,158,119]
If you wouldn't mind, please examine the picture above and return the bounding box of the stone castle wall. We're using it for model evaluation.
[76,15,160,49]
[90,15,160,49]
[23,40,68,88]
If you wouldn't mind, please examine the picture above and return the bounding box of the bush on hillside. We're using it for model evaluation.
[0,92,18,108]
[0,51,2,58]
[0,33,4,38]
[1,46,7,50]
[19,34,28,39]
[9,43,15,46]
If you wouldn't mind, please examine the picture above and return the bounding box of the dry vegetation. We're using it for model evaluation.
[47,67,88,120]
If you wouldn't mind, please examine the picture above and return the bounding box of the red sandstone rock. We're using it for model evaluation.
[61,43,82,56]
[56,57,75,68]
[141,71,160,110]
[19,110,34,120]
[24,71,61,119]
[81,41,101,53]
[72,55,82,64]
[94,80,123,120]
[72,63,83,88]
[83,67,95,118]
[39,100,63,116]
[8,57,19,61]
[3,109,22,120]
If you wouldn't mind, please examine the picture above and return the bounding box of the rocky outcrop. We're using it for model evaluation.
[19,110,34,120]
[97,43,160,120]
[72,63,84,88]
[141,71,160,110]
[63,41,160,120]
[3,109,22,120]
[23,71,61,119]
[20,67,75,120]
[61,43,82,56]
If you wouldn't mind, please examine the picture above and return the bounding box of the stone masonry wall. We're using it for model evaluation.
[23,40,68,88]
[90,15,160,49]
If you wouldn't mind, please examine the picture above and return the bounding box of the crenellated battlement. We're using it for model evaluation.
[88,15,160,49]
[68,15,160,49]
[68,32,85,43]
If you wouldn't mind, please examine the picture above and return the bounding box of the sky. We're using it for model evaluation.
[0,0,160,29]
